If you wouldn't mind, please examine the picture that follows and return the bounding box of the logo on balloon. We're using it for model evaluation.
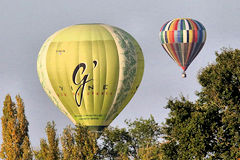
[72,60,98,107]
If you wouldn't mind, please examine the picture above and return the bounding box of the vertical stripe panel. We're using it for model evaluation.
[183,30,187,43]
[184,19,189,30]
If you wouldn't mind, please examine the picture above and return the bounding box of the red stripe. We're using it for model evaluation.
[194,30,198,42]
[191,20,199,30]
[190,20,198,42]
[171,20,180,43]
[171,31,175,43]
[174,19,180,30]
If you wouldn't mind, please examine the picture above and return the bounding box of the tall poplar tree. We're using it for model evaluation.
[46,121,60,160]
[16,95,32,160]
[0,95,19,159]
[0,94,32,160]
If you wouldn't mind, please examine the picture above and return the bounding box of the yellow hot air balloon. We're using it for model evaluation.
[37,24,144,131]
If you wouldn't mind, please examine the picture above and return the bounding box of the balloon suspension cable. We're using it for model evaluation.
[182,71,187,78]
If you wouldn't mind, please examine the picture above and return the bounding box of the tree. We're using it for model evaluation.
[16,95,32,160]
[100,127,132,159]
[0,95,19,159]
[100,116,162,159]
[137,144,163,160]
[72,125,98,160]
[46,121,60,160]
[21,136,33,160]
[34,139,49,160]
[197,48,240,159]
[160,97,216,159]
[160,48,240,159]
[60,125,74,160]
[0,95,32,160]
[126,115,161,150]
[36,124,99,160]
[34,121,60,160]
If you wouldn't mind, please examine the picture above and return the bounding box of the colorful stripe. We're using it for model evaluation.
[159,18,206,71]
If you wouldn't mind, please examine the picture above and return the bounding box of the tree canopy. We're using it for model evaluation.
[160,49,240,159]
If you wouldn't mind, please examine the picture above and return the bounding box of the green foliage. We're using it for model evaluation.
[198,49,240,108]
[161,98,216,159]
[99,116,162,159]
[160,48,240,159]
[100,127,132,159]
[197,48,240,159]
[126,115,161,148]
[137,144,163,160]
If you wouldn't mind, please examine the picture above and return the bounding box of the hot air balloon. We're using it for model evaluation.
[37,24,144,131]
[159,18,206,78]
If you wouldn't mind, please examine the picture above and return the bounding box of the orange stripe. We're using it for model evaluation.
[169,20,175,31]
[169,31,174,43]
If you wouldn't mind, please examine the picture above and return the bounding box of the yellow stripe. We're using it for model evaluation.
[188,30,193,43]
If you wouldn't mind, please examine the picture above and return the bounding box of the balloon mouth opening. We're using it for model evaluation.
[87,126,107,132]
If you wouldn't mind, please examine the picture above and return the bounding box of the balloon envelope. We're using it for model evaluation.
[37,24,144,131]
[159,18,206,74]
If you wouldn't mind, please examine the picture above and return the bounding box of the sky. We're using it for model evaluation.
[0,0,240,147]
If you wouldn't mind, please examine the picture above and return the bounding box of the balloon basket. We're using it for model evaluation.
[182,72,187,78]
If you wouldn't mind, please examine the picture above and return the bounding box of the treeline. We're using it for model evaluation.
[1,49,240,159]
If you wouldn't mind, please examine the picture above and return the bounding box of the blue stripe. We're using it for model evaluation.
[193,20,201,30]
[180,19,184,30]
[162,24,167,31]
[200,30,203,43]
[177,31,182,43]
[186,20,192,30]
[194,20,205,30]
[162,21,171,31]
[165,31,168,43]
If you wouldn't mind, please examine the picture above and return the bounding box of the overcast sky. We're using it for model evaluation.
[1,0,240,147]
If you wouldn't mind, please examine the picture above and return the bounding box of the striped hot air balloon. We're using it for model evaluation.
[37,24,144,131]
[159,18,206,77]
